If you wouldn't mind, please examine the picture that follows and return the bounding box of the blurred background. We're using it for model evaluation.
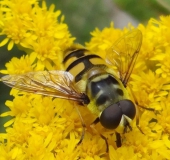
[0,0,170,132]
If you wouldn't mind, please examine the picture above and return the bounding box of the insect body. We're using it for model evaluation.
[1,29,142,147]
[63,44,136,133]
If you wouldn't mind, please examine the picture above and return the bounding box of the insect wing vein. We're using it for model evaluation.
[1,70,84,101]
[106,29,142,87]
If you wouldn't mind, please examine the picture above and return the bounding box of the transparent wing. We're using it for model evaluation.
[1,70,86,102]
[106,29,142,87]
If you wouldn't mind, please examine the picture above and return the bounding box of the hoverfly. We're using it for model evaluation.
[1,29,142,148]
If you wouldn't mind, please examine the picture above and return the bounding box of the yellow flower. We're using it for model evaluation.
[1,0,170,159]
[0,54,37,74]
[0,0,39,50]
[80,133,107,159]
[157,94,170,134]
[0,0,75,64]
[129,70,170,108]
[86,22,122,59]
[156,48,170,78]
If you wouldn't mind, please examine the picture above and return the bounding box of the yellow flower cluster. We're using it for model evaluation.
[0,0,170,159]
[0,0,74,74]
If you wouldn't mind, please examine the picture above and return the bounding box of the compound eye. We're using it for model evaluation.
[100,104,122,129]
[119,99,136,120]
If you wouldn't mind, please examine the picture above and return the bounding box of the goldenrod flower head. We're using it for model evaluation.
[0,0,74,68]
[1,0,170,159]
[0,54,36,74]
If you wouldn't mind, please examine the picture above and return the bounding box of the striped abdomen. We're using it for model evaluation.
[63,45,106,83]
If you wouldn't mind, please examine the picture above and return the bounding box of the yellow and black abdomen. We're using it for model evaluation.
[62,45,106,83]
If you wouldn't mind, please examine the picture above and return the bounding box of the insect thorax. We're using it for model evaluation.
[86,70,127,116]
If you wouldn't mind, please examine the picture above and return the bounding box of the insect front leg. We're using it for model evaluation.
[115,132,121,148]
[74,104,86,145]
[90,117,109,152]
[127,87,154,134]
[136,102,156,135]
[90,117,122,150]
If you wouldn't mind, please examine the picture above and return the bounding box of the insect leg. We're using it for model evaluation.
[138,104,155,111]
[90,118,123,149]
[115,132,121,148]
[90,118,109,152]
[136,103,155,134]
[128,87,155,134]
[91,117,100,125]
[100,134,109,152]
[75,104,86,145]
[135,105,144,134]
